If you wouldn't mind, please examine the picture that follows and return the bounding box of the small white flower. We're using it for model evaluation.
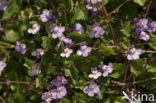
[60,47,73,58]
[88,67,102,79]
[29,63,41,76]
[28,21,40,34]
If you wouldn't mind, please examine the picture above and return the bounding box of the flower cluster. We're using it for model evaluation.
[83,61,113,97]
[135,18,156,41]
[85,0,102,15]
[42,73,67,103]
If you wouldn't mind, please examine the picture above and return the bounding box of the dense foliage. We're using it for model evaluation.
[0,0,156,103]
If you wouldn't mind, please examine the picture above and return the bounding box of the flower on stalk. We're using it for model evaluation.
[77,43,92,57]
[136,31,150,41]
[127,45,142,60]
[0,0,8,11]
[60,47,73,58]
[134,18,148,32]
[0,61,6,75]
[50,24,65,39]
[90,24,104,38]
[70,23,84,34]
[88,67,101,79]
[98,62,113,77]
[32,48,44,58]
[28,62,41,76]
[51,73,67,86]
[83,82,99,97]
[42,91,56,103]
[147,21,156,32]
[52,85,67,99]
[28,21,40,34]
[40,9,56,22]
[15,41,26,54]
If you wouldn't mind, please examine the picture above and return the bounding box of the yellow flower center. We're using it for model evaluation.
[53,26,59,32]
[81,45,86,49]
[57,76,61,80]
[141,31,146,35]
[102,65,107,70]
[64,48,69,52]
[76,26,80,30]
[32,23,38,28]
[48,91,51,96]
[150,23,154,27]
[139,22,143,26]
[92,70,97,74]
[130,48,136,53]
[57,86,62,91]
[89,84,94,88]
[59,36,64,40]
[45,98,51,102]
[93,27,97,32]
[46,11,50,16]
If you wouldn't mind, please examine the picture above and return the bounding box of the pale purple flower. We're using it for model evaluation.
[134,18,148,32]
[90,24,104,38]
[91,0,102,4]
[28,62,41,76]
[40,9,55,22]
[0,0,8,11]
[50,24,65,39]
[77,43,92,57]
[52,85,67,99]
[28,21,40,34]
[42,91,56,103]
[32,48,44,58]
[88,67,101,79]
[98,62,113,77]
[147,21,156,32]
[70,23,84,34]
[15,41,26,54]
[137,31,150,41]
[83,82,99,97]
[60,47,73,58]
[51,73,67,86]
[58,36,73,47]
[0,61,6,75]
[127,45,142,60]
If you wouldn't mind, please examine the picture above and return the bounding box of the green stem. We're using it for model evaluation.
[64,0,68,34]
[0,41,14,48]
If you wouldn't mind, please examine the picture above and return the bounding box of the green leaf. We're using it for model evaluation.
[71,4,88,23]
[60,98,71,103]
[110,63,128,78]
[133,0,146,6]
[41,36,51,52]
[69,32,89,43]
[120,21,131,37]
[24,58,33,69]
[2,0,22,20]
[130,59,144,77]
[149,38,156,50]
[35,78,40,88]
[98,44,116,56]
[3,22,23,42]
